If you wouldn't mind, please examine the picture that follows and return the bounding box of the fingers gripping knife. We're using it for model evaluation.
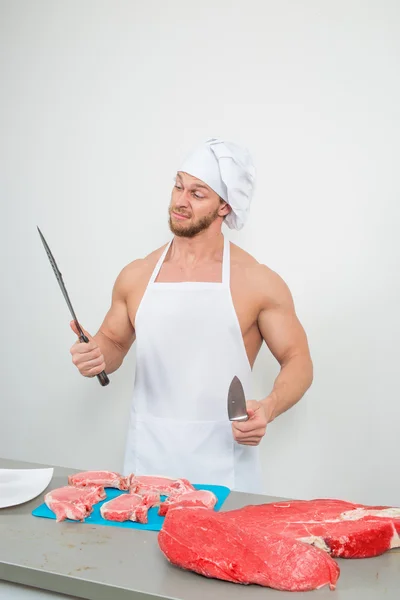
[37,227,110,387]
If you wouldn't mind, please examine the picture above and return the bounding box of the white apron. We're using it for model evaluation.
[123,235,263,493]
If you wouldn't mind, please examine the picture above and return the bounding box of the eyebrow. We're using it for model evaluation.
[176,174,210,191]
[191,183,209,190]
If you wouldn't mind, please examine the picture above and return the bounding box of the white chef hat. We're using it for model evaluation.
[178,138,256,230]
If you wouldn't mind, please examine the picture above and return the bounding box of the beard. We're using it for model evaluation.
[168,206,220,238]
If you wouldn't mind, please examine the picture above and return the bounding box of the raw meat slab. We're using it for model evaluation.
[158,499,400,591]
[32,484,230,531]
[159,507,340,592]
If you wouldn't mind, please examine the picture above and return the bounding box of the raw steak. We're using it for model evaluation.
[45,485,105,522]
[159,490,217,516]
[68,470,131,490]
[100,491,160,523]
[130,475,194,496]
[221,499,400,558]
[158,507,339,592]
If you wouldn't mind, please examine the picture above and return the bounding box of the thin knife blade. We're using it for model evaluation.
[37,226,84,338]
[37,226,110,387]
[227,376,249,422]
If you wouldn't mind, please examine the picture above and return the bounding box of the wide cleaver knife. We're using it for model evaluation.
[37,227,110,387]
[227,375,249,422]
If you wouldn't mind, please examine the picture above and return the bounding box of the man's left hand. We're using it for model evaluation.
[232,399,270,446]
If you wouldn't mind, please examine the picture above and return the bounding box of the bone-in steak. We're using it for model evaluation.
[100,491,160,523]
[159,490,217,516]
[130,475,194,496]
[68,470,131,490]
[44,485,105,522]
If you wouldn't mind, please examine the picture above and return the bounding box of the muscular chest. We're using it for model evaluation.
[126,262,261,359]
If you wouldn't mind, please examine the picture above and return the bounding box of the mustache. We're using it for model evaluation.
[170,207,192,218]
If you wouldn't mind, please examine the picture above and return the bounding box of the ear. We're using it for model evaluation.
[218,198,231,218]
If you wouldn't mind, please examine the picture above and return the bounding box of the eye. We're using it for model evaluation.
[175,184,183,190]
[193,191,204,199]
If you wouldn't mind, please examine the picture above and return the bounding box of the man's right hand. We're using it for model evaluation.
[69,321,106,378]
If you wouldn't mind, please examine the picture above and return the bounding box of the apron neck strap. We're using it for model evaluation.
[149,240,172,284]
[221,235,230,286]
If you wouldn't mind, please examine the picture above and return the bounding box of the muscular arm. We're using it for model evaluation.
[257,267,313,422]
[93,266,136,374]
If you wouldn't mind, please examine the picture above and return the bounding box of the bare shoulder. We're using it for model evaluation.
[230,243,294,310]
[112,244,169,297]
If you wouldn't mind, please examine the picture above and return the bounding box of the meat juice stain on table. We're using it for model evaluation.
[32,470,400,593]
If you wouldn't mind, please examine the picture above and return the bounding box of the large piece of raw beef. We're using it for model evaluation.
[158,498,400,591]
[159,507,340,591]
[68,470,130,490]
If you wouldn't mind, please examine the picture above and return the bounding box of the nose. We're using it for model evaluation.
[175,189,191,208]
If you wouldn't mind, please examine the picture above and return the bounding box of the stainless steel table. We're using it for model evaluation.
[0,458,399,599]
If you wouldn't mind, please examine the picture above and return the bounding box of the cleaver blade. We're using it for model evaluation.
[227,376,249,422]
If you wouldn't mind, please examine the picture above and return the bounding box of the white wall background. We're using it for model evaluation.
[1,0,399,506]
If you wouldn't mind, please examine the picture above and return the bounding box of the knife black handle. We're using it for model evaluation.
[96,370,110,387]
[79,333,110,387]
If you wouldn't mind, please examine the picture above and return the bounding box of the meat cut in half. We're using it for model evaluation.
[44,485,105,522]
[68,470,131,490]
[100,492,160,524]
[159,490,217,516]
[130,475,195,497]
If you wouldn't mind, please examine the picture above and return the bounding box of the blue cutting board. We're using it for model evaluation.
[32,484,230,531]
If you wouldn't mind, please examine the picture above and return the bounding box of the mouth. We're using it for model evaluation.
[172,211,191,220]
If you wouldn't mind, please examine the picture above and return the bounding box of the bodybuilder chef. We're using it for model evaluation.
[70,138,313,493]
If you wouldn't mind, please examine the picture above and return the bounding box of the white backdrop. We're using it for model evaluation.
[1,0,399,506]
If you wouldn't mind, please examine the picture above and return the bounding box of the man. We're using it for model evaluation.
[70,138,313,493]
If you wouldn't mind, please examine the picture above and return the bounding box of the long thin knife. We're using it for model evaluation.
[227,376,249,422]
[37,227,110,387]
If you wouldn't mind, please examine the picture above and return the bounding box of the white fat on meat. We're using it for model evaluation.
[340,507,400,520]
[297,536,331,553]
